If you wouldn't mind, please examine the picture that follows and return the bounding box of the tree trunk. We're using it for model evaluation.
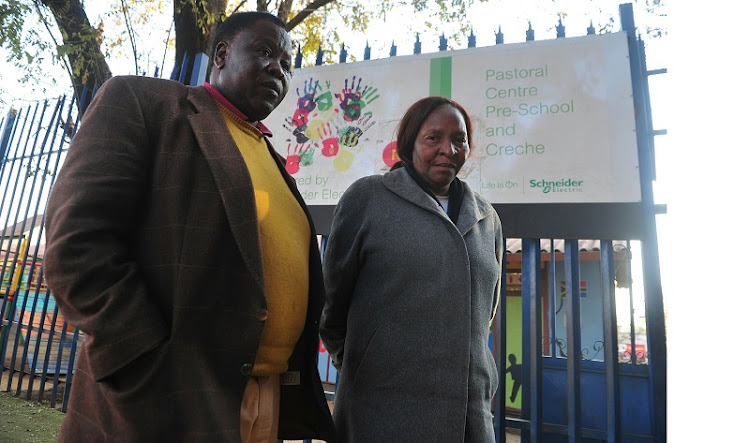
[40,0,112,109]
[173,0,227,79]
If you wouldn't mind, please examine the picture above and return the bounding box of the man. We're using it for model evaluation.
[43,11,335,442]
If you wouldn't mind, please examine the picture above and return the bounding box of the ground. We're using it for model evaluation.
[0,388,520,443]
[0,391,64,443]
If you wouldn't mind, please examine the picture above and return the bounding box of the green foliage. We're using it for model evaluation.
[0,0,62,103]
[290,1,346,66]
[286,0,490,67]
[0,0,667,105]
[0,1,32,57]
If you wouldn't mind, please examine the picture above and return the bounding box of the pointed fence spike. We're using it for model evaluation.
[390,41,397,57]
[495,25,504,44]
[295,44,302,69]
[526,21,535,41]
[587,20,596,35]
[339,44,347,63]
[364,41,371,60]
[315,45,323,66]
[414,34,422,54]
[468,28,476,48]
[557,17,566,38]
[439,33,448,51]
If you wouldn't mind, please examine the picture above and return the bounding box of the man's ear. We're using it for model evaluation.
[214,42,228,69]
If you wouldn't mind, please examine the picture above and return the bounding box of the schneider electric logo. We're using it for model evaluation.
[529,178,584,194]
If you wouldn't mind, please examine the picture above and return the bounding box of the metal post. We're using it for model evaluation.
[564,239,581,442]
[620,4,668,441]
[522,239,543,441]
[600,241,621,442]
[493,238,507,443]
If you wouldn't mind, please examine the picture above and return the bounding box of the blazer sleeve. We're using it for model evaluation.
[319,180,369,371]
[43,77,169,382]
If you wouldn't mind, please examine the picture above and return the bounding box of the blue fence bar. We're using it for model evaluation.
[521,239,543,442]
[547,240,557,359]
[600,241,621,442]
[493,237,507,443]
[564,239,582,442]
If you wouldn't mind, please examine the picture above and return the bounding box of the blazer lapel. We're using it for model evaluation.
[185,86,264,290]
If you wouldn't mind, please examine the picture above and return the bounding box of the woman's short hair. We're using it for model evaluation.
[394,96,473,168]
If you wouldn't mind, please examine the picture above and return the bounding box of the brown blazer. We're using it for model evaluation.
[43,75,336,442]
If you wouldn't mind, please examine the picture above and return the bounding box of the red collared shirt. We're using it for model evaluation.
[203,82,273,137]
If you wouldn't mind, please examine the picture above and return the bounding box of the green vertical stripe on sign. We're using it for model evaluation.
[429,57,452,98]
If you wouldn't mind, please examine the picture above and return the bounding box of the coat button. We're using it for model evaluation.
[240,364,253,375]
[256,308,269,321]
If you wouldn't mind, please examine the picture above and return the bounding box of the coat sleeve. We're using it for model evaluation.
[43,77,169,382]
[319,180,369,371]
[490,211,504,326]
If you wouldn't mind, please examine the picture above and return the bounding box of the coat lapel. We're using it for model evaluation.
[455,183,493,236]
[382,168,447,219]
[185,86,264,290]
[383,168,492,235]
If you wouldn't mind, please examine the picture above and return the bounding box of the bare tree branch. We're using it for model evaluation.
[285,0,336,30]
[120,0,139,74]
[231,0,249,13]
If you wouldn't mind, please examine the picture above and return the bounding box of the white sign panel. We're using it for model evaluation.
[263,32,640,205]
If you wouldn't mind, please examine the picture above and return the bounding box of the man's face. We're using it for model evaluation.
[211,19,293,122]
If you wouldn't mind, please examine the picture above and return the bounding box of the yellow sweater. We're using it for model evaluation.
[219,105,310,376]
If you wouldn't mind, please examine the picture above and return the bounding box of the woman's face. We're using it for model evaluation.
[412,104,469,196]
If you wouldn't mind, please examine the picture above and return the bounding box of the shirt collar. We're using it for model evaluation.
[203,82,273,137]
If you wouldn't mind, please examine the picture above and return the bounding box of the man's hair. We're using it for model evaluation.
[209,11,287,61]
[393,96,473,168]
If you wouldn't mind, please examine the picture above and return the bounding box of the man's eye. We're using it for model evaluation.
[258,48,271,57]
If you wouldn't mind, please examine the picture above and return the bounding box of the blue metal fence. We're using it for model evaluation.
[0,3,666,442]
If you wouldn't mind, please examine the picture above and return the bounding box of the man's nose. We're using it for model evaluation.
[267,59,285,79]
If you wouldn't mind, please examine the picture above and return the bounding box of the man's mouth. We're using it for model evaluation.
[259,82,280,96]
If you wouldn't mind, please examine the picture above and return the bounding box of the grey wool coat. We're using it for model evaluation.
[43,76,335,442]
[320,167,503,442]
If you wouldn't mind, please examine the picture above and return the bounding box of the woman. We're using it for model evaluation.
[320,96,503,442]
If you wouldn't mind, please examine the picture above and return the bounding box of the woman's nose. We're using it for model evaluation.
[439,141,459,156]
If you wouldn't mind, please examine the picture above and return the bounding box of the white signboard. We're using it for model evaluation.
[264,32,640,205]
